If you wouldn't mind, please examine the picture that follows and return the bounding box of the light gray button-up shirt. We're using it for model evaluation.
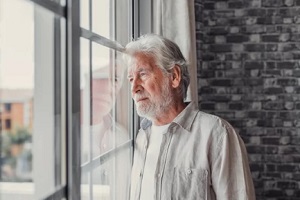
[130,102,256,200]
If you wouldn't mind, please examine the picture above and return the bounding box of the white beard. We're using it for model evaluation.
[134,78,174,119]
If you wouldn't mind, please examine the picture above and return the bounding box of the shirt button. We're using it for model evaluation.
[187,169,192,174]
[157,173,161,178]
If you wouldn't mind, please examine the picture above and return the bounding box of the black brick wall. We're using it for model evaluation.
[195,0,300,199]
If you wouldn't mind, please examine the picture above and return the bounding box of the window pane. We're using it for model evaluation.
[92,146,131,200]
[4,104,11,112]
[0,0,66,199]
[91,44,130,154]
[0,0,35,191]
[91,43,112,155]
[114,51,132,142]
[80,0,133,199]
[115,0,132,46]
[80,38,132,200]
[80,0,89,30]
[92,0,111,39]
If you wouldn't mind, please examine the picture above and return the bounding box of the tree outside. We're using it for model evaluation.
[1,127,32,182]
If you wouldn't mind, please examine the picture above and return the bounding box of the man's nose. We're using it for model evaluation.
[131,78,142,95]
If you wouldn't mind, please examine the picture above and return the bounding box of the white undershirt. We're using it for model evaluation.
[140,123,170,200]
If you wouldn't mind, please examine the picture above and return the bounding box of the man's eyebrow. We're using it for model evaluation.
[137,67,151,73]
[127,68,150,79]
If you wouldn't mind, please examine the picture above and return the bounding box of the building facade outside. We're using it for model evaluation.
[0,89,33,182]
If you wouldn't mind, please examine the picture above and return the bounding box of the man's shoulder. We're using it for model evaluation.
[195,110,222,125]
[193,110,234,134]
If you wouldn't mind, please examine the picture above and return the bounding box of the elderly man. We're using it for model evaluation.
[125,34,255,200]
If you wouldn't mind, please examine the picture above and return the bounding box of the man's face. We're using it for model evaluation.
[127,53,174,119]
[92,66,123,124]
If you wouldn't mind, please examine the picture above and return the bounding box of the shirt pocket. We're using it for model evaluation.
[171,167,209,200]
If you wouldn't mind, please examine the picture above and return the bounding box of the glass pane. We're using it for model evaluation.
[91,164,110,200]
[114,51,132,143]
[60,0,66,6]
[80,43,131,200]
[91,42,110,123]
[90,44,130,155]
[92,146,131,200]
[80,172,90,200]
[0,0,35,194]
[92,0,111,39]
[80,0,89,30]
[80,0,132,199]
[115,0,132,46]
[0,0,65,199]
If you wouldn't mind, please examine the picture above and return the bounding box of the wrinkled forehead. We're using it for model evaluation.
[126,52,157,73]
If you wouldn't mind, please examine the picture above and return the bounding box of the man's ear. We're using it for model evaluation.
[171,65,181,88]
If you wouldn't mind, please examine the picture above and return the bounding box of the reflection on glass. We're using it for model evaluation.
[80,42,131,199]
[79,0,132,199]
[91,42,110,131]
[92,139,131,200]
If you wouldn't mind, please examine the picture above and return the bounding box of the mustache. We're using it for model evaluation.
[133,93,150,102]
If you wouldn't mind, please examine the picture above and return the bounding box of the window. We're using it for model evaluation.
[4,103,11,112]
[0,0,145,199]
[79,0,134,199]
[4,119,10,129]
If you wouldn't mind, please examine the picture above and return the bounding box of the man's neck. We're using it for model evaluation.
[152,100,187,126]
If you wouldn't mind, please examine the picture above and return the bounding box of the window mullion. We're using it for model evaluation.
[80,28,124,52]
[66,0,81,199]
[54,15,62,188]
[88,0,93,199]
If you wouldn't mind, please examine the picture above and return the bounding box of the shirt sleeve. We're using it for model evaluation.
[211,119,256,200]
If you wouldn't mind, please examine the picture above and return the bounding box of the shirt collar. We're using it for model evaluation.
[140,101,199,132]
[91,114,113,132]
[140,118,152,130]
[172,101,199,131]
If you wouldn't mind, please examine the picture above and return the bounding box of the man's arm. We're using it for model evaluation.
[211,120,256,200]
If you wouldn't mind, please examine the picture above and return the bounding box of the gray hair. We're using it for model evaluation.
[124,34,190,100]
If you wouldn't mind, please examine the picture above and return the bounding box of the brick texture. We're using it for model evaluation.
[195,0,300,199]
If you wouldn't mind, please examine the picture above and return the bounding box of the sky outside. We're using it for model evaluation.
[0,0,34,89]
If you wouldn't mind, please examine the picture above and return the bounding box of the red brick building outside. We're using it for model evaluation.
[0,89,33,134]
